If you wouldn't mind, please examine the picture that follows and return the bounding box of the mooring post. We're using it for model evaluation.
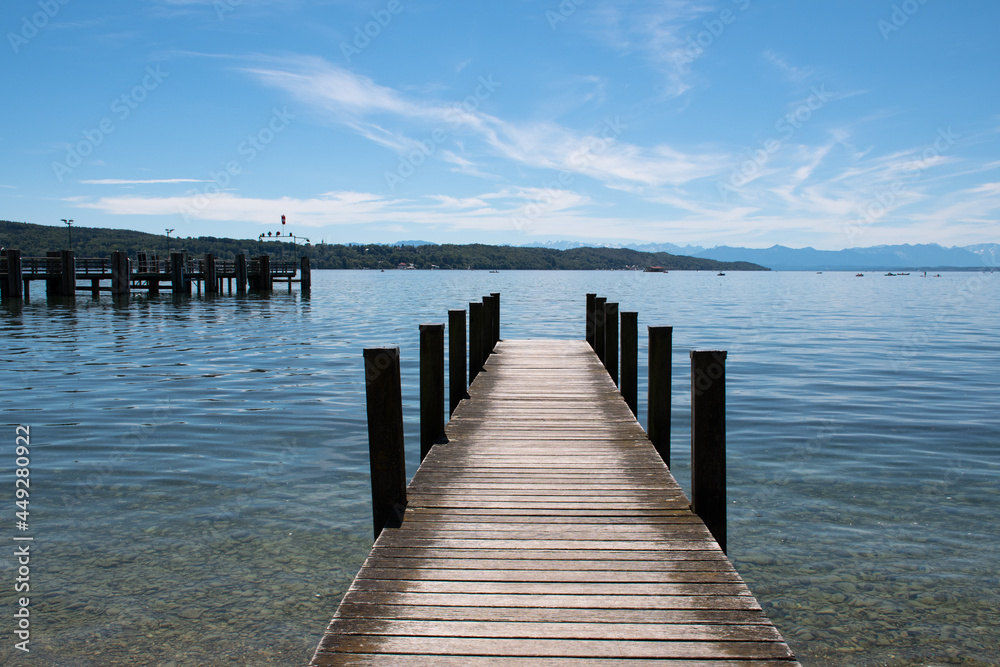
[60,250,76,298]
[621,311,638,416]
[691,350,727,554]
[594,296,607,365]
[259,254,272,292]
[205,253,217,294]
[448,309,466,415]
[648,325,673,466]
[419,323,446,462]
[170,253,187,294]
[605,302,619,386]
[111,251,130,296]
[469,301,485,383]
[585,293,596,349]
[481,295,495,358]
[235,254,247,294]
[2,249,22,300]
[363,346,407,540]
[490,292,500,346]
[300,256,311,291]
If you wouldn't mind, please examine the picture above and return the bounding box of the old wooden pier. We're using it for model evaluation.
[0,249,311,299]
[312,293,799,665]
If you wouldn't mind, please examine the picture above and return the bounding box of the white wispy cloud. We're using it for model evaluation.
[763,50,814,83]
[242,55,727,190]
[81,178,211,185]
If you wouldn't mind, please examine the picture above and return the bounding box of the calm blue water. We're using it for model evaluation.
[1,269,998,666]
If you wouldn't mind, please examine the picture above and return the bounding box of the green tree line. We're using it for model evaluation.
[1,220,768,271]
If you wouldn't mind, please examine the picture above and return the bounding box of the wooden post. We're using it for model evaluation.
[205,254,217,294]
[469,301,484,384]
[259,255,272,292]
[300,256,311,291]
[420,323,446,461]
[691,350,727,554]
[363,347,407,540]
[170,252,187,294]
[621,311,638,416]
[594,296,607,365]
[235,254,247,294]
[448,309,466,415]
[90,277,100,297]
[481,295,495,357]
[605,302,619,386]
[2,249,22,300]
[585,293,596,349]
[45,251,60,297]
[59,250,75,298]
[647,326,672,466]
[490,292,500,346]
[111,251,130,295]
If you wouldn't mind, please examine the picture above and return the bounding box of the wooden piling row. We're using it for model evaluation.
[581,293,726,553]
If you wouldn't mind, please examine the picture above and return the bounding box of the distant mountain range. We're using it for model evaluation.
[520,241,1000,271]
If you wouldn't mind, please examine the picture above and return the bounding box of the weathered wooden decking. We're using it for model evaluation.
[312,339,800,665]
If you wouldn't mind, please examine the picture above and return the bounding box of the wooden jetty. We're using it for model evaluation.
[0,248,310,299]
[311,294,799,665]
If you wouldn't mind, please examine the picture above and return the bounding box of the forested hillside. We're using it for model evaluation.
[0,220,768,271]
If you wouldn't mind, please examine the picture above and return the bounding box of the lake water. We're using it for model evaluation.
[2,269,998,666]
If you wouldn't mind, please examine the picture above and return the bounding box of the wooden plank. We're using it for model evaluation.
[332,603,773,624]
[325,618,786,642]
[318,636,795,660]
[311,339,800,666]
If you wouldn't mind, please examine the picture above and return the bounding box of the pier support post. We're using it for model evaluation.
[235,254,247,294]
[111,251,130,295]
[448,309,466,415]
[586,293,596,349]
[60,250,75,298]
[469,301,485,384]
[170,253,188,294]
[258,255,272,292]
[594,296,607,365]
[300,256,311,291]
[420,324,446,461]
[621,312,638,416]
[2,249,22,300]
[648,326,672,467]
[363,347,407,540]
[482,295,495,357]
[605,302,619,385]
[691,350,727,554]
[204,254,217,294]
[490,292,500,346]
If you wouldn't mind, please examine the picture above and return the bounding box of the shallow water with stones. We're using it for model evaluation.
[1,269,997,665]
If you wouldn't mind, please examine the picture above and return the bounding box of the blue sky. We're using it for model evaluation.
[2,0,999,249]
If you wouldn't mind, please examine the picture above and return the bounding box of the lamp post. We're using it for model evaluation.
[61,219,73,249]
[165,228,174,257]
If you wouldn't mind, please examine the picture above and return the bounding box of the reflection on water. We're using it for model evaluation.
[1,270,997,666]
